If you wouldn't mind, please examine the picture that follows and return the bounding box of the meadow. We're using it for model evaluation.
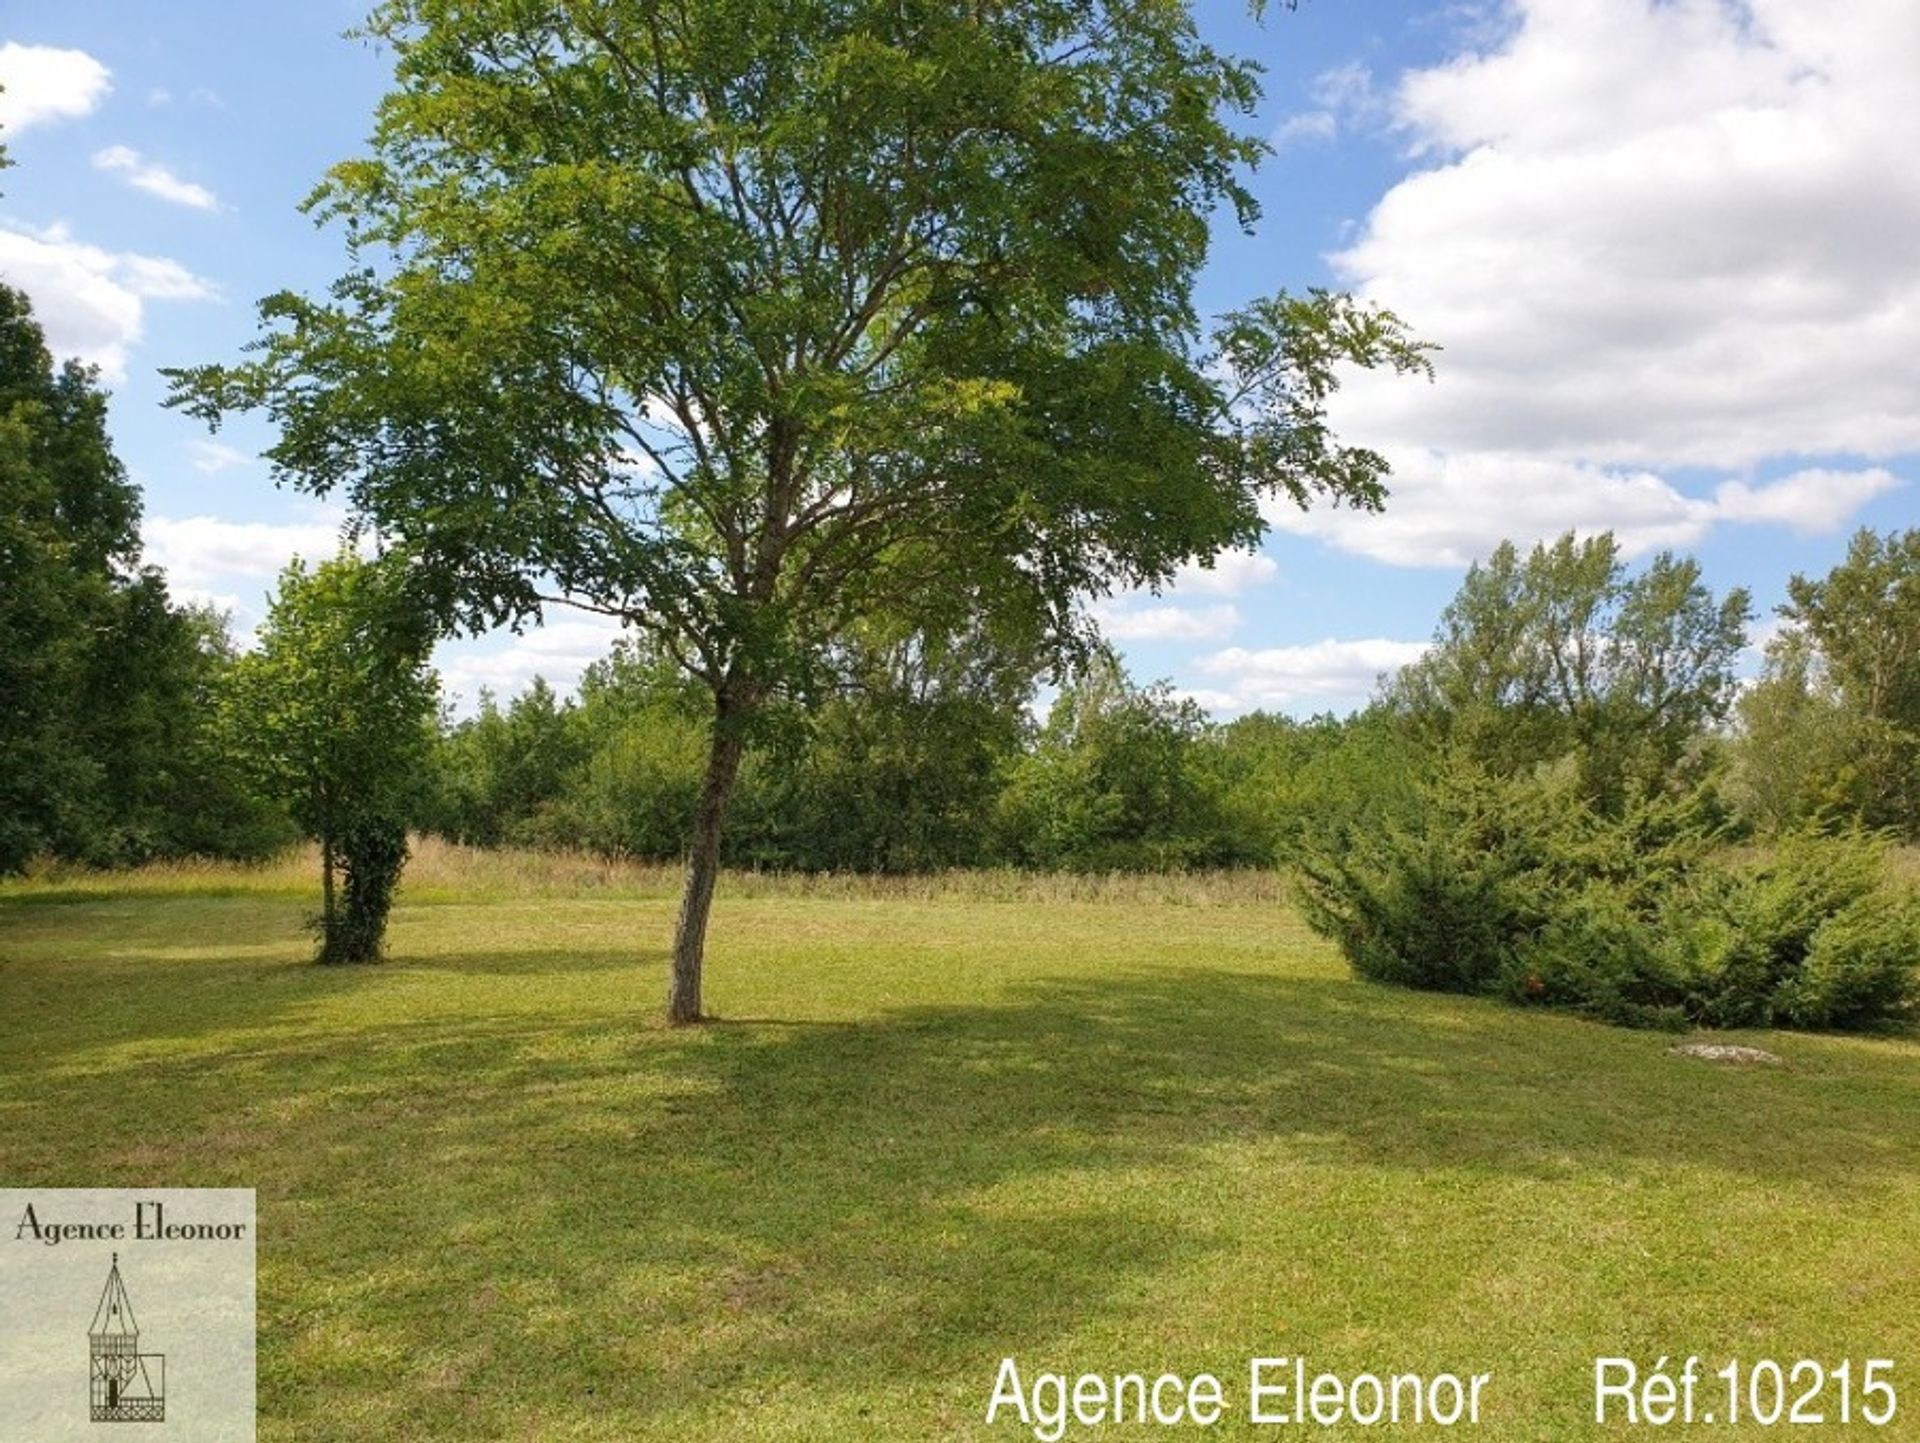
[3,843,1918,1440]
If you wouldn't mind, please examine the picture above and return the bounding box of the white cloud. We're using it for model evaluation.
[91,145,219,211]
[1332,0,1920,467]
[0,42,110,134]
[1711,468,1903,534]
[188,439,254,475]
[1195,639,1431,711]
[1093,602,1240,642]
[1268,449,1906,568]
[143,514,348,606]
[0,221,217,381]
[1273,61,1383,150]
[435,611,629,711]
[1169,548,1279,596]
[1307,0,1920,568]
[1273,109,1337,149]
[1172,688,1242,713]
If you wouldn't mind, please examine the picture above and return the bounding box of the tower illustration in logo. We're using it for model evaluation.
[89,1253,165,1422]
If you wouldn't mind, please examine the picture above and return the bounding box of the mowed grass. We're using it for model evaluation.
[3,847,1919,1441]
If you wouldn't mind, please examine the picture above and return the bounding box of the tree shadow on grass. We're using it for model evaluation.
[7,951,1920,1439]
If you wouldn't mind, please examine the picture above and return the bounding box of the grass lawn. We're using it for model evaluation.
[3,846,1918,1440]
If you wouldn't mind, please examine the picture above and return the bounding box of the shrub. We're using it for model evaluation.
[320,817,409,964]
[1296,755,1917,1032]
[1695,833,1918,1029]
[1293,761,1554,994]
[1787,899,1920,1029]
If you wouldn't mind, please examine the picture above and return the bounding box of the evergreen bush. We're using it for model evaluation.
[1296,757,1916,1032]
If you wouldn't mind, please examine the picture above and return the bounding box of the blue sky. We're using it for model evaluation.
[2,0,1915,715]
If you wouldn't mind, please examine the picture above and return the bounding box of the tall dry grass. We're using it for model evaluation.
[8,835,1911,910]
[3,835,1297,908]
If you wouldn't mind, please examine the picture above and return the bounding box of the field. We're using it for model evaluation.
[4,844,1919,1440]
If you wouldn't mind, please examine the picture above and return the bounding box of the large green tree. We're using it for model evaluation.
[1389,532,1751,808]
[0,284,133,867]
[223,554,440,962]
[0,282,282,868]
[170,0,1430,1021]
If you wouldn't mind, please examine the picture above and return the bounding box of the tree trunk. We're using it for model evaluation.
[667,701,749,1025]
[320,832,337,962]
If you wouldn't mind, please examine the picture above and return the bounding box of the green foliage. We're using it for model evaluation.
[428,626,1038,870]
[733,624,1037,871]
[1735,529,1920,837]
[1296,759,1567,999]
[1297,756,1914,1032]
[329,817,411,965]
[167,0,1430,1010]
[1697,833,1919,1030]
[994,655,1235,870]
[550,712,710,861]
[1728,627,1863,833]
[0,283,285,870]
[1389,531,1750,811]
[1210,706,1425,861]
[429,678,590,847]
[1,282,144,868]
[224,553,439,962]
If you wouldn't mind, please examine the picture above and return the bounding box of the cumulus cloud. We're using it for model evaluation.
[1168,548,1279,596]
[1093,602,1240,642]
[142,514,349,624]
[1266,451,1904,567]
[1195,639,1431,712]
[0,222,217,381]
[436,612,630,712]
[1711,468,1904,534]
[1308,0,1920,568]
[0,42,110,133]
[92,145,219,211]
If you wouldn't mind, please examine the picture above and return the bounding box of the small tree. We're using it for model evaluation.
[223,553,439,962]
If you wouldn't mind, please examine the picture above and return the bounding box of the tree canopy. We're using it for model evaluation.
[0,283,283,870]
[1737,528,1920,836]
[1389,531,1751,807]
[223,553,440,961]
[170,0,1431,1019]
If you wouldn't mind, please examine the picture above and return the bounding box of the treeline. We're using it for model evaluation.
[1,286,293,872]
[422,642,1414,872]
[422,528,1920,872]
[7,274,1920,891]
